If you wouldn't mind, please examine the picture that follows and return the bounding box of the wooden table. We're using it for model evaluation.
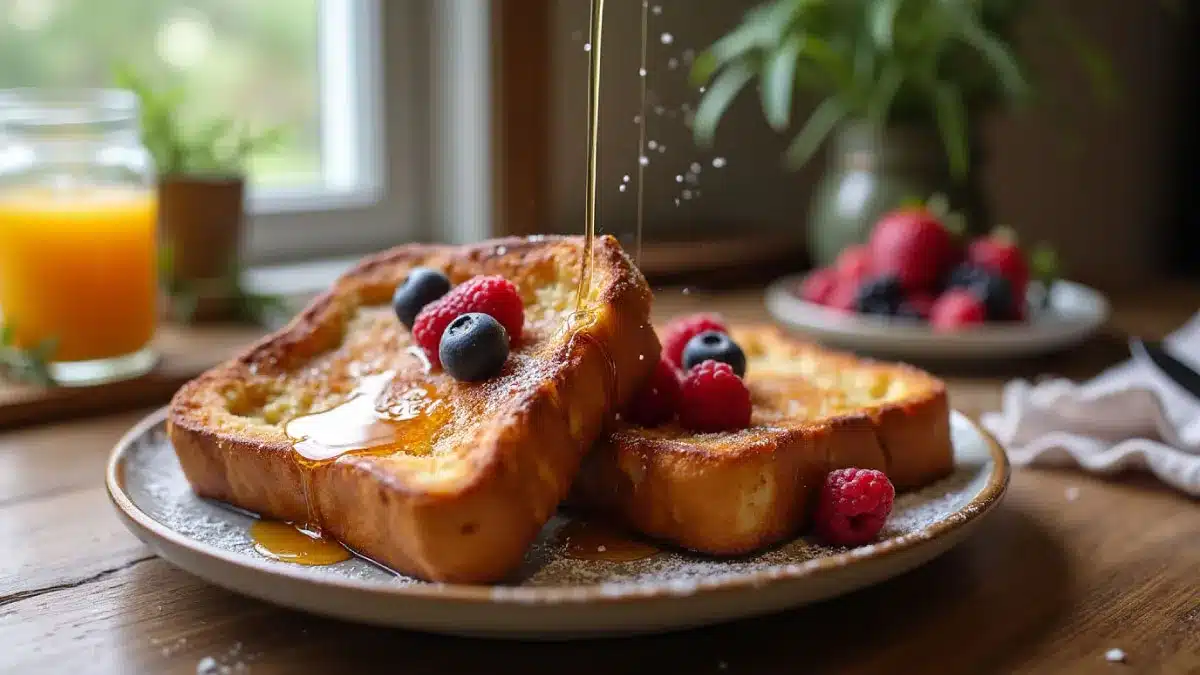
[2,288,1198,674]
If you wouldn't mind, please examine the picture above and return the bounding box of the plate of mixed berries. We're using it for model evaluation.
[766,204,1110,360]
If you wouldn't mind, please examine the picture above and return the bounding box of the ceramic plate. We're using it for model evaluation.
[107,408,1009,639]
[765,276,1110,360]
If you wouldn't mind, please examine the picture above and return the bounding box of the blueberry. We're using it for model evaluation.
[392,267,451,329]
[682,330,746,377]
[439,313,509,381]
[970,274,1016,321]
[855,274,904,316]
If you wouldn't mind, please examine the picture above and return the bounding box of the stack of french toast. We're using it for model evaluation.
[168,235,953,583]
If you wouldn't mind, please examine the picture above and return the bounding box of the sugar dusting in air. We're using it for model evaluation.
[124,416,991,599]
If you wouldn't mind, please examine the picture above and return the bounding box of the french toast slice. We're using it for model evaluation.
[168,235,659,583]
[572,326,953,555]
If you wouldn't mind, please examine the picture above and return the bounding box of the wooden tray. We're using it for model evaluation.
[0,324,264,429]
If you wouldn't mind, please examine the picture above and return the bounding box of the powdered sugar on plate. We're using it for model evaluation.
[118,411,999,596]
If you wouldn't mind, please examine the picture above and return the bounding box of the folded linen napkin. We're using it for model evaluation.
[981,313,1200,497]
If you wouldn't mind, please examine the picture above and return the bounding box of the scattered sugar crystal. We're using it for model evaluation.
[682,288,691,295]
[1105,648,1126,663]
[654,105,665,115]
[699,86,706,93]
[657,145,666,153]
[652,5,662,15]
[638,68,647,77]
[647,140,658,150]
[618,184,627,192]
[597,546,607,552]
[674,198,681,206]
[712,157,727,168]
[667,57,679,70]
[633,114,642,124]
[660,33,673,45]
[639,354,645,360]
[682,190,693,200]
[690,162,702,173]
[675,175,683,183]
[639,156,650,166]
[622,174,630,182]
[197,657,218,675]
[583,43,591,52]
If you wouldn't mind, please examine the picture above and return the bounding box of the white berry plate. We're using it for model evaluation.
[765,275,1110,361]
[108,408,1008,640]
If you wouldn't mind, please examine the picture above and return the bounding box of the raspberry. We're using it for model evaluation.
[929,288,986,332]
[825,280,860,314]
[814,468,895,546]
[412,275,524,365]
[661,313,728,369]
[834,245,872,286]
[679,360,751,432]
[798,268,838,306]
[624,357,682,427]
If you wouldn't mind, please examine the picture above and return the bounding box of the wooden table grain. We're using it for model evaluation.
[2,287,1198,674]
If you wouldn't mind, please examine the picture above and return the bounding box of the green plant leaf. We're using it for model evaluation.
[796,36,856,99]
[693,60,756,147]
[866,63,904,127]
[784,95,849,170]
[761,36,803,131]
[947,4,1030,102]
[0,322,12,346]
[932,82,969,180]
[1030,242,1061,283]
[871,0,905,48]
[1046,10,1120,105]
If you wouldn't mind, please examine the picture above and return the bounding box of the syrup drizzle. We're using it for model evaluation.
[250,364,448,566]
[249,520,351,566]
[558,518,660,562]
[577,0,606,309]
[634,0,649,264]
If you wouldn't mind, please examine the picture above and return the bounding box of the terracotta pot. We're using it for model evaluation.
[157,176,245,322]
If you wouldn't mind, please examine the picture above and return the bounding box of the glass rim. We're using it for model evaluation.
[0,87,139,110]
[0,88,139,130]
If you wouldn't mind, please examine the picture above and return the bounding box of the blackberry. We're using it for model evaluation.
[854,275,904,316]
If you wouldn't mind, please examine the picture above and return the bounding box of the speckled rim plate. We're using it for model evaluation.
[107,407,1009,639]
[765,276,1110,360]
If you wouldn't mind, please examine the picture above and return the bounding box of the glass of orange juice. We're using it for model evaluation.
[0,89,158,386]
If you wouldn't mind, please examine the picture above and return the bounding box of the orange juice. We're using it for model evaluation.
[0,186,158,363]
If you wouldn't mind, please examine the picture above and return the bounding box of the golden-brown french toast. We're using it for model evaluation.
[572,326,953,555]
[168,235,659,583]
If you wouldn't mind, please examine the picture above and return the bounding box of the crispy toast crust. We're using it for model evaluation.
[573,326,952,555]
[168,235,659,583]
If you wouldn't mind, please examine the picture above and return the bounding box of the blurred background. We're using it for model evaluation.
[2,0,1192,289]
[0,0,1196,395]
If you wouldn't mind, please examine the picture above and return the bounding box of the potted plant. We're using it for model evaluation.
[114,66,286,323]
[690,0,1121,265]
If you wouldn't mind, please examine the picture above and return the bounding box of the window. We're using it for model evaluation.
[1,0,396,261]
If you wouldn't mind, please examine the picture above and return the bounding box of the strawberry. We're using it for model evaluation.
[834,245,873,286]
[967,227,1030,304]
[868,208,955,292]
[929,289,986,332]
[798,268,838,305]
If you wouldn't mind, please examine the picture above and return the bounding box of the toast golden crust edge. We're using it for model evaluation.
[572,326,952,555]
[168,235,660,583]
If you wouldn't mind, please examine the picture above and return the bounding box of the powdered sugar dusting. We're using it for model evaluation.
[119,412,996,597]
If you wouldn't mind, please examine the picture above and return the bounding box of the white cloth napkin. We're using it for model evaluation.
[981,313,1200,497]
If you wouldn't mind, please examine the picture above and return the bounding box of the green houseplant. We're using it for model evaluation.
[690,0,1120,264]
[114,65,287,324]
